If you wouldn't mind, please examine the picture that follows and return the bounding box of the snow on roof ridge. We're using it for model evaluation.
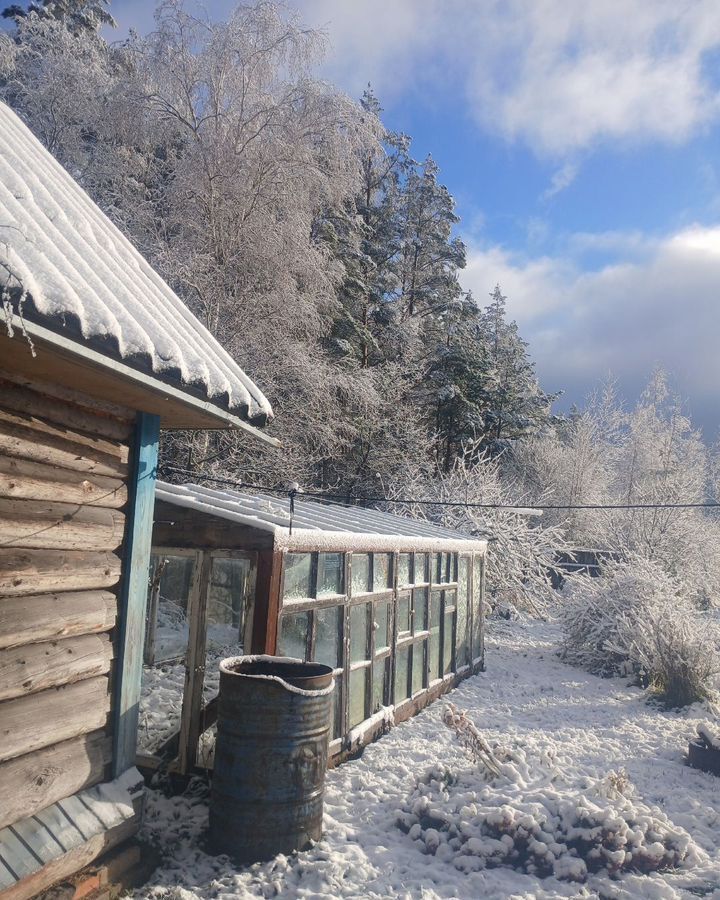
[0,102,272,424]
[155,480,488,551]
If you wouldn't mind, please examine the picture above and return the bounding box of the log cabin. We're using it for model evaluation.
[0,101,275,898]
[142,482,487,773]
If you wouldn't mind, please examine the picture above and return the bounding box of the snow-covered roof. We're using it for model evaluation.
[0,102,272,426]
[155,481,488,553]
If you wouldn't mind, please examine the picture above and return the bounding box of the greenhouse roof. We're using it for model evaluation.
[155,481,488,553]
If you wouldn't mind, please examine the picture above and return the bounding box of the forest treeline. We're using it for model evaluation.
[0,0,557,494]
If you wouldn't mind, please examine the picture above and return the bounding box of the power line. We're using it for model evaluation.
[158,464,720,513]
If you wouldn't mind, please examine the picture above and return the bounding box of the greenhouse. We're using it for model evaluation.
[139,481,487,773]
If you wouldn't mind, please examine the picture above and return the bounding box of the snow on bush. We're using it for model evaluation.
[396,706,704,884]
[559,556,720,707]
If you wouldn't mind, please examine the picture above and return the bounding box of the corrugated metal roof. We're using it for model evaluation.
[0,102,272,426]
[156,481,488,552]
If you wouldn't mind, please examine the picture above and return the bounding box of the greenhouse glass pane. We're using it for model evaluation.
[431,553,441,584]
[430,591,442,630]
[413,587,428,633]
[414,553,428,583]
[332,674,343,739]
[429,624,441,681]
[351,554,371,595]
[372,658,387,711]
[318,553,344,597]
[398,553,412,587]
[396,593,411,637]
[374,600,389,651]
[149,554,194,664]
[350,602,370,662]
[315,605,342,668]
[411,642,426,695]
[283,553,313,600]
[277,611,309,660]
[394,647,410,705]
[473,556,484,660]
[373,553,392,591]
[456,559,470,666]
[349,667,368,728]
[443,610,455,674]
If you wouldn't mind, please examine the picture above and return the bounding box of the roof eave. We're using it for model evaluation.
[5,315,281,446]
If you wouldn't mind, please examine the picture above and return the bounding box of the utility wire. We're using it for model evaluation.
[158,464,720,513]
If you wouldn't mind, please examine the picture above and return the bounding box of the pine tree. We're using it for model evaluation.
[2,0,115,32]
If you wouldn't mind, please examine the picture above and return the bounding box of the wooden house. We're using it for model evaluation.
[0,102,274,898]
[143,481,487,772]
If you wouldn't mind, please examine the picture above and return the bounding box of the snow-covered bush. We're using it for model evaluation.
[396,750,701,883]
[560,556,720,706]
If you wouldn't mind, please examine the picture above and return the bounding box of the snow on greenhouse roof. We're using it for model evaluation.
[155,481,488,552]
[0,102,272,426]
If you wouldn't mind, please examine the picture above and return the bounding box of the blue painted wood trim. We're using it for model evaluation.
[112,412,160,777]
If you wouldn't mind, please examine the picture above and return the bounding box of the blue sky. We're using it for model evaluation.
[108,0,720,437]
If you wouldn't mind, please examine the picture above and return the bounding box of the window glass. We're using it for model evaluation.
[351,554,371,595]
[412,642,426,695]
[332,674,343,739]
[372,657,387,712]
[349,666,368,728]
[456,558,470,666]
[277,611,309,659]
[430,591,442,629]
[373,553,393,591]
[414,553,428,583]
[318,553,344,597]
[374,600,390,651]
[443,609,455,675]
[205,556,254,699]
[398,553,412,587]
[413,587,428,633]
[147,554,194,664]
[350,602,370,662]
[396,592,411,637]
[429,591,442,680]
[394,647,410,705]
[283,553,313,600]
[473,555,484,660]
[431,552,441,584]
[315,605,342,669]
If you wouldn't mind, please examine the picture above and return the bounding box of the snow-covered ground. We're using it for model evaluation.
[138,619,720,899]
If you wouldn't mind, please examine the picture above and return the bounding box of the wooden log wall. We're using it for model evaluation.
[0,370,133,828]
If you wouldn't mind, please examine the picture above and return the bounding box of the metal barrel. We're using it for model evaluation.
[209,657,334,863]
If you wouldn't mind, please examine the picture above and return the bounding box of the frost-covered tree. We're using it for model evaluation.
[2,0,115,32]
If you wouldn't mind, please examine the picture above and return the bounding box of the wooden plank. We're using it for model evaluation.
[0,412,128,480]
[0,590,116,650]
[0,677,111,764]
[0,378,132,442]
[251,548,283,654]
[0,457,127,508]
[177,552,210,774]
[112,413,160,777]
[0,634,114,702]
[0,368,134,424]
[0,732,111,832]
[0,499,125,552]
[0,549,121,598]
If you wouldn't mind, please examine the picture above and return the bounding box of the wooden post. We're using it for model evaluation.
[112,412,160,777]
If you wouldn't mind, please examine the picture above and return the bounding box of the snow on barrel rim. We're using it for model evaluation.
[0,101,272,426]
[219,655,335,696]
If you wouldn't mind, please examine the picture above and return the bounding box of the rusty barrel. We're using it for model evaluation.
[209,656,334,863]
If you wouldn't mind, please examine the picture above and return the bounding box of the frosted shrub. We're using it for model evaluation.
[398,708,702,883]
[560,556,719,706]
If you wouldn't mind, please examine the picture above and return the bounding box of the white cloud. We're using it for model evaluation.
[461,225,720,435]
[296,0,720,155]
[541,162,579,201]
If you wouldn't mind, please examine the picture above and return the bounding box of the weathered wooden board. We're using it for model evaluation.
[0,376,133,442]
[0,498,125,551]
[0,549,121,597]
[0,590,116,649]
[0,731,111,831]
[0,410,128,479]
[0,676,111,763]
[0,456,127,508]
[0,634,114,701]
